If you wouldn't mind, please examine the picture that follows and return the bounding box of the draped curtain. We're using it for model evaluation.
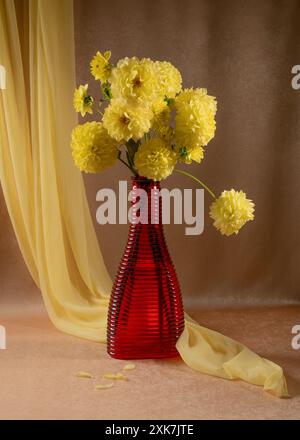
[0,0,112,341]
[0,0,288,397]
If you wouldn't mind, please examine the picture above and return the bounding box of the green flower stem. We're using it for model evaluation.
[174,168,216,199]
[125,140,139,174]
[118,156,137,175]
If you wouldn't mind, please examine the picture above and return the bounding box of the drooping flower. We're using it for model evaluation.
[175,88,217,149]
[103,98,153,142]
[110,57,157,104]
[73,84,93,117]
[134,138,177,181]
[209,189,255,236]
[155,61,182,99]
[90,51,112,83]
[71,122,118,173]
[176,145,204,164]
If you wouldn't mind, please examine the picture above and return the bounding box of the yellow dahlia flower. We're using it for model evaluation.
[155,61,182,98]
[110,57,157,104]
[73,84,93,117]
[90,51,112,82]
[71,122,118,173]
[176,145,204,164]
[152,99,173,142]
[134,138,177,181]
[209,189,255,236]
[175,88,217,149]
[103,98,153,142]
[156,125,174,144]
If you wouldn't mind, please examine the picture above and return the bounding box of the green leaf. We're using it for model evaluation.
[164,96,175,107]
[83,95,93,104]
[179,146,188,158]
[101,83,113,100]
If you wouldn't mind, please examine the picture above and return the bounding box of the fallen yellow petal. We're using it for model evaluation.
[123,363,136,371]
[115,372,128,381]
[103,372,128,381]
[102,373,116,380]
[75,371,92,379]
[95,383,114,390]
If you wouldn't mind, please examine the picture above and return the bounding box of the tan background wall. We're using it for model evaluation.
[1,0,300,310]
[73,0,300,306]
[0,1,299,420]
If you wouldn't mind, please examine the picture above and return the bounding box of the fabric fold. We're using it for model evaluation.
[176,314,289,398]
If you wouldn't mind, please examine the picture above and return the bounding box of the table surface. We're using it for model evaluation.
[0,302,299,420]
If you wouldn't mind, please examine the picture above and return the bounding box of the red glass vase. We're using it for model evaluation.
[107,176,185,359]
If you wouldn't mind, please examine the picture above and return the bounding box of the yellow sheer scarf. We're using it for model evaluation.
[0,0,288,398]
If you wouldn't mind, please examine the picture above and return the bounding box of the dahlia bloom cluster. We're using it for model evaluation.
[71,51,254,235]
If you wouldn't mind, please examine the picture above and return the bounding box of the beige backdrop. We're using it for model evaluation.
[1,0,300,311]
[73,0,300,307]
[0,0,300,420]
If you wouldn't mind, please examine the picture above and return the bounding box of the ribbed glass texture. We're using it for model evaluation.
[107,177,185,359]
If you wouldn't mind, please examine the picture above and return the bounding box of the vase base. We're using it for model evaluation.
[108,350,181,360]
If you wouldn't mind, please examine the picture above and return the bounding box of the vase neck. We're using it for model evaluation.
[131,176,160,190]
[130,177,162,225]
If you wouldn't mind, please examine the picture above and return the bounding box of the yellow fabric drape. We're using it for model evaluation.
[0,0,288,398]
[177,314,288,397]
[0,0,111,341]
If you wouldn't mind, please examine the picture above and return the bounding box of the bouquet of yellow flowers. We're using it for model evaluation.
[71,51,254,236]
